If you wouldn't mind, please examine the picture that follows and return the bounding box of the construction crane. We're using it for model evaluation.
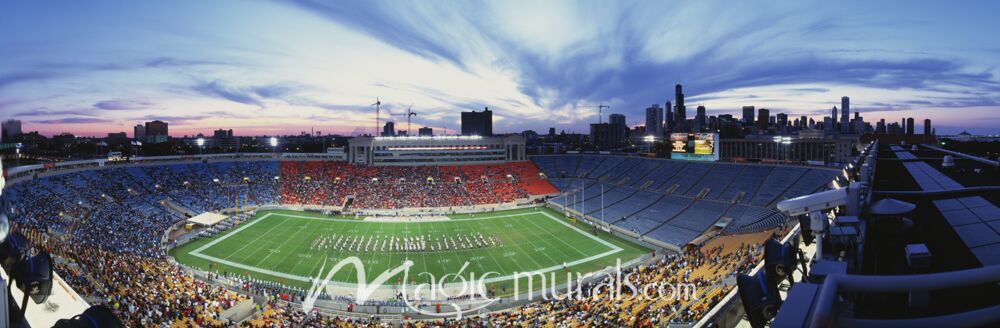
[581,104,611,124]
[371,98,381,136]
[406,106,417,135]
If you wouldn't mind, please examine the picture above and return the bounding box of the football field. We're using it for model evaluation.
[171,207,649,295]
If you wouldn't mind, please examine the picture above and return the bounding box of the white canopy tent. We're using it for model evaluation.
[187,212,228,226]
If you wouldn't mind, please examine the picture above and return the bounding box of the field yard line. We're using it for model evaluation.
[363,221,382,283]
[284,221,321,275]
[519,219,586,267]
[192,213,274,256]
[415,221,432,284]
[186,209,628,285]
[222,217,291,262]
[540,211,622,251]
[252,221,307,267]
[524,216,593,258]
[479,219,517,275]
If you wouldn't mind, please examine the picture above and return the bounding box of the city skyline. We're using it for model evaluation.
[2,1,1000,137]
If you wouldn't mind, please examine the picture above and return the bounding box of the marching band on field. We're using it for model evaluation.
[309,233,502,253]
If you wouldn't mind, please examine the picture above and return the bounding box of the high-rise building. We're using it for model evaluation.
[800,116,808,128]
[906,117,914,135]
[645,104,663,137]
[2,119,23,142]
[674,84,686,132]
[144,120,169,144]
[419,126,434,136]
[694,105,706,132]
[742,106,755,126]
[608,113,627,146]
[664,101,673,131]
[840,97,851,133]
[757,108,770,130]
[924,119,932,136]
[876,119,886,134]
[824,116,835,131]
[460,107,493,136]
[133,124,146,141]
[382,121,396,137]
[776,113,788,129]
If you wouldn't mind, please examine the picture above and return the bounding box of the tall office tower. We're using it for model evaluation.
[824,117,834,130]
[645,104,663,137]
[383,122,396,136]
[906,117,915,135]
[876,119,886,134]
[460,107,493,136]
[742,106,755,125]
[840,97,851,133]
[1,119,22,142]
[133,124,145,141]
[757,108,770,130]
[776,113,788,132]
[694,105,706,132]
[800,116,808,128]
[674,84,687,132]
[608,113,627,146]
[144,120,169,144]
[664,101,674,131]
[924,119,932,136]
[419,126,434,136]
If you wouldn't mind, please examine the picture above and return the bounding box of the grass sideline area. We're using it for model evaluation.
[170,208,650,297]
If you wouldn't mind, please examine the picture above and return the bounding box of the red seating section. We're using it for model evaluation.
[278,161,558,209]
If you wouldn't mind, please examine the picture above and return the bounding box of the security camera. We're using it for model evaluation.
[776,188,847,217]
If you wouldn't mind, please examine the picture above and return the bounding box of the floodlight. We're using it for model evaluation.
[196,137,205,147]
[269,137,278,147]
[53,305,124,328]
[737,272,782,328]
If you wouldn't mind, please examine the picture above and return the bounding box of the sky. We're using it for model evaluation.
[1,0,999,137]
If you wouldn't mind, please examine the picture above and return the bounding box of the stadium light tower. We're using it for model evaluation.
[196,137,205,155]
[270,137,278,152]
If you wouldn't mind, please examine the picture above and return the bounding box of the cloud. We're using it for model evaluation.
[94,99,154,110]
[34,117,112,124]
[190,80,302,108]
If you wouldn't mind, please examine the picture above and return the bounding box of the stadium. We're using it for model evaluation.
[0,143,845,327]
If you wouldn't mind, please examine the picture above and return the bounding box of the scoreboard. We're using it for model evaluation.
[670,133,720,161]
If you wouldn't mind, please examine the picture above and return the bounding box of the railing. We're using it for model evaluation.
[812,265,1000,328]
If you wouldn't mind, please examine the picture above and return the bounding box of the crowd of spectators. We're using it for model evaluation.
[279,162,547,209]
[2,159,769,326]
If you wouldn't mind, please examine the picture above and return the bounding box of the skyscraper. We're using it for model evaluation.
[645,104,663,137]
[674,84,686,132]
[419,126,433,136]
[144,120,169,144]
[742,106,755,126]
[2,119,22,142]
[133,124,146,141]
[906,117,914,135]
[776,113,788,129]
[694,105,706,132]
[460,107,493,136]
[840,97,851,133]
[924,119,932,136]
[757,108,770,130]
[608,113,627,146]
[382,121,396,137]
[664,101,673,131]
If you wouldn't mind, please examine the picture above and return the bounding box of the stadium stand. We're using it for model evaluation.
[534,155,838,248]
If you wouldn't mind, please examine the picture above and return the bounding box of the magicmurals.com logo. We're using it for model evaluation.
[301,257,697,320]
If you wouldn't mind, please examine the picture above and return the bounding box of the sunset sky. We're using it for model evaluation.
[1,0,999,137]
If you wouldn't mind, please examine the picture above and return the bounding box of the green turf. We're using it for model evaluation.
[171,207,649,296]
